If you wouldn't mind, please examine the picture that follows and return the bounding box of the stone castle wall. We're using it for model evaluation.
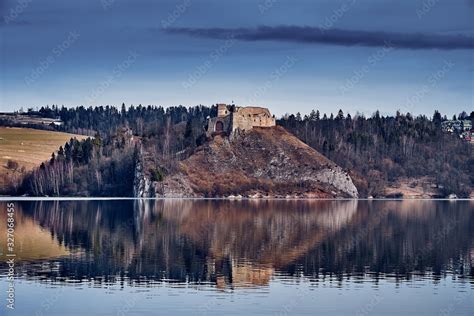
[208,115,231,134]
[231,107,275,131]
[217,103,231,117]
[208,104,276,137]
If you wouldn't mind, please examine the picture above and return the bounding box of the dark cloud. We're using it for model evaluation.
[164,25,474,50]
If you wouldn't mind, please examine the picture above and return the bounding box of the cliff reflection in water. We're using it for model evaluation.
[1,200,473,288]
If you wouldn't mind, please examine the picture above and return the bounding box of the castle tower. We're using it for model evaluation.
[217,104,230,117]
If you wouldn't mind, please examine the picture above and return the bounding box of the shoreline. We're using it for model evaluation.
[0,197,472,201]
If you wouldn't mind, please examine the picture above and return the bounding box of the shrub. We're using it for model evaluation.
[6,160,19,171]
[149,168,164,182]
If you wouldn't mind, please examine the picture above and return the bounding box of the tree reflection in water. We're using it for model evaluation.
[1,200,472,289]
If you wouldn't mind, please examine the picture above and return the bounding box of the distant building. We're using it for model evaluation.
[441,119,474,144]
[50,120,63,127]
[441,120,463,133]
[461,120,472,131]
[0,113,63,127]
[206,103,276,137]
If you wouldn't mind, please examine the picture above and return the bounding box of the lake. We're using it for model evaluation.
[0,200,472,315]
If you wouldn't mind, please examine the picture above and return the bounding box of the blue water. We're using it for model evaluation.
[0,200,473,315]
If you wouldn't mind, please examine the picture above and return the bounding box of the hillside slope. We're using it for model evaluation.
[0,127,88,193]
[139,126,358,198]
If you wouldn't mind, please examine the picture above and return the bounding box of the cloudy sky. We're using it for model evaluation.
[1,0,473,116]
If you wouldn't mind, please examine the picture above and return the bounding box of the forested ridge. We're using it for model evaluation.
[5,105,473,197]
[279,110,473,197]
[12,104,213,196]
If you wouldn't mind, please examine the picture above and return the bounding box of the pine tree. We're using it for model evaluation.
[336,109,344,120]
[433,110,442,127]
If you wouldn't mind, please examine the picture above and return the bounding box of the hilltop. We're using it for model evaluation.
[136,126,358,198]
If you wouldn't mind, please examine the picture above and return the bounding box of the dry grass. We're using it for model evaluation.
[0,127,87,191]
[384,176,441,198]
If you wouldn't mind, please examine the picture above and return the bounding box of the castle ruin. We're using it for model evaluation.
[206,103,276,137]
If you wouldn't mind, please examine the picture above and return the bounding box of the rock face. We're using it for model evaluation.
[154,126,358,198]
[155,174,196,198]
[314,168,359,198]
[133,159,153,197]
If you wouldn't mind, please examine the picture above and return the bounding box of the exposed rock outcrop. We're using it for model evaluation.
[155,174,197,198]
[314,167,358,198]
[133,159,153,198]
[155,126,358,198]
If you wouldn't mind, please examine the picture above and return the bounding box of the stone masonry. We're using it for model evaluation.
[207,103,276,137]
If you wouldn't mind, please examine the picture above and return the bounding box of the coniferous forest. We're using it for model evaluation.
[2,105,473,197]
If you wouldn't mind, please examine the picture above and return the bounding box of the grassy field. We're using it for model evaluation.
[0,127,88,191]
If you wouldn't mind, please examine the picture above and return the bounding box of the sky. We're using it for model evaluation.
[0,0,473,117]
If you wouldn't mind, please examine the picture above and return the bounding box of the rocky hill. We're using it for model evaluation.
[136,126,358,198]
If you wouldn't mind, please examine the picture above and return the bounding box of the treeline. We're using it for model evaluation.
[14,104,214,196]
[21,136,136,196]
[11,105,474,197]
[31,103,213,137]
[37,104,211,161]
[279,110,474,197]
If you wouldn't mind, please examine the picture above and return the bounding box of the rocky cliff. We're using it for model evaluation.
[133,158,153,197]
[137,126,358,198]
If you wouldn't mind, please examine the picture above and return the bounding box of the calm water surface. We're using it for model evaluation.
[0,200,473,315]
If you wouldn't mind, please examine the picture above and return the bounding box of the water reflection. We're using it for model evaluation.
[0,200,473,289]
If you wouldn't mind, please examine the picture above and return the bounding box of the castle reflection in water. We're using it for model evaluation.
[0,200,472,289]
